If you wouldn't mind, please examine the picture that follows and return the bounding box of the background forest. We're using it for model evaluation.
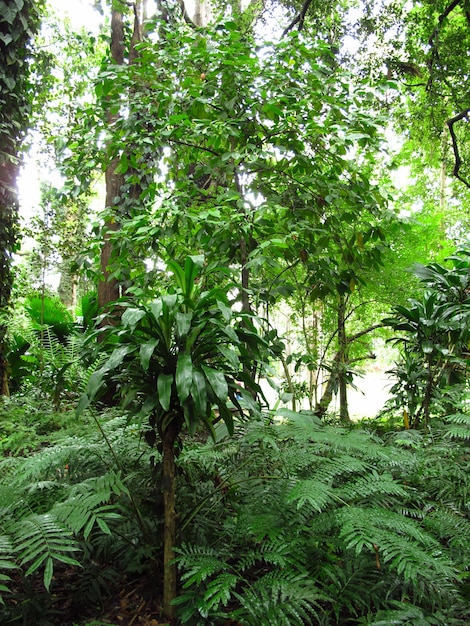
[1,0,470,624]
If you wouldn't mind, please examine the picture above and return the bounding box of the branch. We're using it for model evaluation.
[447,108,470,188]
[281,0,314,37]
[428,0,462,48]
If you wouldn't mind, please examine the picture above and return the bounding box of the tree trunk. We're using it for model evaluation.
[161,420,179,620]
[314,351,340,418]
[98,8,125,312]
[337,293,351,424]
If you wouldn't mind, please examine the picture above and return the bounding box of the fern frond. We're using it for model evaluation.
[54,471,128,539]
[286,478,337,512]
[0,535,16,603]
[12,513,81,590]
[338,507,458,593]
[367,600,440,625]
[231,570,326,626]
[444,425,470,440]
[336,471,409,503]
[176,544,228,586]
[200,572,239,616]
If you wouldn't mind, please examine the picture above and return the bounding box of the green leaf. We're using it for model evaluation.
[140,339,159,370]
[43,557,53,591]
[201,365,228,402]
[158,373,173,411]
[176,353,193,404]
[114,153,129,174]
[191,369,208,416]
[122,307,146,330]
[176,312,193,338]
[217,300,232,322]
[86,370,105,400]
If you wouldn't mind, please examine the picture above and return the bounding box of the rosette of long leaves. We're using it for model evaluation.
[77,255,269,618]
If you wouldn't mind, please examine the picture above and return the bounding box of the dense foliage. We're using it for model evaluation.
[1,0,470,624]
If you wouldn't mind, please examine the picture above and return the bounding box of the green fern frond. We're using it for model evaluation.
[231,571,326,626]
[12,513,81,590]
[176,544,228,586]
[54,471,128,539]
[366,600,440,625]
[0,535,16,604]
[199,572,239,616]
[336,471,409,503]
[444,425,470,439]
[313,454,370,481]
[338,507,457,590]
[286,478,337,512]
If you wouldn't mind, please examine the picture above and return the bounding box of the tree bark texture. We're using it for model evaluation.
[98,9,125,311]
[161,420,179,620]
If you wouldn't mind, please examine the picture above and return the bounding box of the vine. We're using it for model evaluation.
[0,0,43,394]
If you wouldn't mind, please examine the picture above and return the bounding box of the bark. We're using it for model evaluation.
[0,156,19,397]
[337,293,350,424]
[161,419,180,620]
[191,0,213,26]
[98,8,126,312]
[314,320,382,419]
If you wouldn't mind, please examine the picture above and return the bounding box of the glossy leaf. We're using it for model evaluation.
[158,373,173,412]
[176,353,193,404]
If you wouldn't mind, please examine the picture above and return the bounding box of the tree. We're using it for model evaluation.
[78,256,268,618]
[0,0,43,395]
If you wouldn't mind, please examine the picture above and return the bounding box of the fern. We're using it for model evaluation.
[231,571,327,626]
[0,535,16,604]
[54,471,128,539]
[12,513,81,590]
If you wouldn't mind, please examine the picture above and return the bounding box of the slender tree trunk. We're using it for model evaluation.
[337,293,351,424]
[161,420,180,620]
[314,351,340,418]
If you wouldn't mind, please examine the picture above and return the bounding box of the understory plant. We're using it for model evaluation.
[0,409,159,625]
[0,403,469,624]
[77,255,269,619]
[173,410,470,625]
[384,248,470,427]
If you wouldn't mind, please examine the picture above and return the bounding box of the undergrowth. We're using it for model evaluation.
[0,400,469,625]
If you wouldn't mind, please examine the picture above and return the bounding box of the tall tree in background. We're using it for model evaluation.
[0,0,43,395]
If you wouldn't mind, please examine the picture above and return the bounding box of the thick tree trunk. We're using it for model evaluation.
[0,159,19,397]
[98,9,125,312]
[161,420,179,620]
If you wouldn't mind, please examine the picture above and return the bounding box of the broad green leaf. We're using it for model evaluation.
[121,307,146,330]
[76,393,90,416]
[149,300,163,320]
[217,345,240,370]
[176,312,193,338]
[183,403,196,435]
[422,341,434,354]
[176,353,193,404]
[216,402,234,435]
[217,300,232,322]
[103,345,135,373]
[140,338,159,370]
[201,365,228,402]
[191,369,208,416]
[157,373,173,411]
[141,394,159,415]
[167,259,186,292]
[86,370,105,400]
